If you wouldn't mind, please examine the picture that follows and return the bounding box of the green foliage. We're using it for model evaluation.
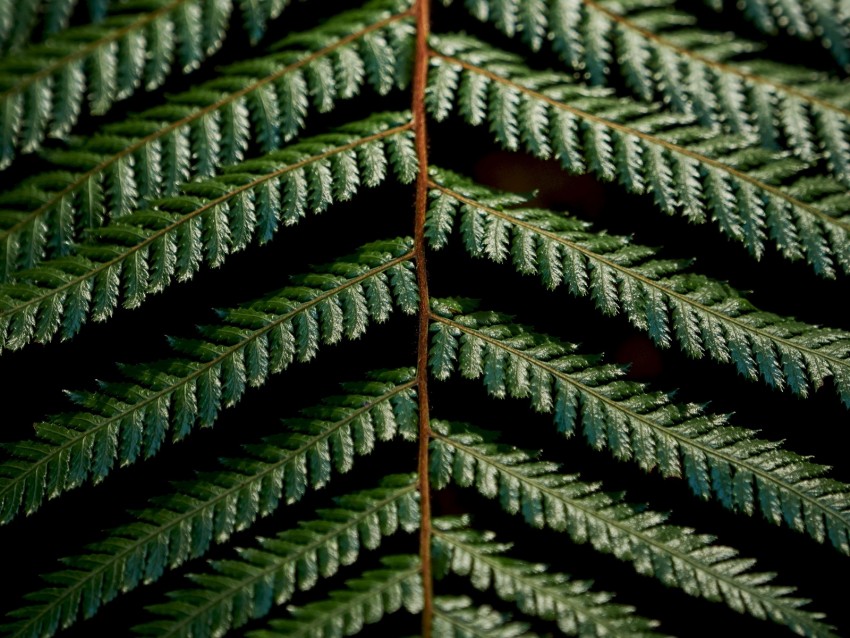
[427,168,850,404]
[135,476,420,636]
[427,34,850,277]
[0,0,413,276]
[0,113,416,349]
[432,596,542,637]
[0,0,848,637]
[428,299,850,554]
[2,377,418,638]
[430,420,830,637]
[0,240,417,525]
[244,555,424,637]
[432,517,664,637]
[0,0,296,165]
[452,0,850,180]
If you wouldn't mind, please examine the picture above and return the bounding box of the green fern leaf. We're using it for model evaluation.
[245,555,423,637]
[1,372,418,638]
[0,1,414,277]
[0,0,113,52]
[135,475,419,637]
[0,242,417,524]
[0,0,292,167]
[1,2,848,636]
[427,34,850,277]
[430,420,833,638]
[428,299,850,554]
[433,596,540,638]
[0,113,416,351]
[432,517,664,637]
[427,168,850,406]
[702,0,850,68]
[457,0,850,183]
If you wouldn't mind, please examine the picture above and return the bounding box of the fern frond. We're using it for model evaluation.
[430,421,833,638]
[245,555,423,637]
[0,0,114,52]
[0,0,292,167]
[0,1,414,276]
[135,475,420,637]
[453,0,850,182]
[1,372,418,638]
[427,168,850,406]
[703,0,850,69]
[0,113,416,352]
[0,242,418,525]
[428,299,850,555]
[427,35,850,277]
[432,517,665,638]
[0,0,59,52]
[433,596,539,638]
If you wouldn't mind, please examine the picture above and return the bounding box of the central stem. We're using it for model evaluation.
[412,0,433,635]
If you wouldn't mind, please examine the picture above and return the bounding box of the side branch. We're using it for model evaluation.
[412,0,433,635]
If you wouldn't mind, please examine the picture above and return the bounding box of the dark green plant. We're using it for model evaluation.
[0,0,848,636]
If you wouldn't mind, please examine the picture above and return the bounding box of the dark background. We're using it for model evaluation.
[0,1,848,636]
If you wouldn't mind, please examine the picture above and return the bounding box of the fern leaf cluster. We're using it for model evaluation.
[428,299,850,554]
[0,0,108,52]
[245,555,423,637]
[430,420,830,637]
[136,476,420,637]
[428,34,850,277]
[0,240,417,523]
[3,373,418,637]
[454,0,850,182]
[432,596,541,637]
[701,0,850,68]
[0,113,416,351]
[0,0,413,276]
[0,0,294,167]
[432,517,664,637]
[427,168,850,405]
[0,0,848,637]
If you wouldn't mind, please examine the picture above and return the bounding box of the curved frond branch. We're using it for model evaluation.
[427,35,850,277]
[453,0,850,182]
[432,517,665,637]
[427,169,850,406]
[244,555,423,637]
[430,421,834,638]
[0,242,419,526]
[0,114,416,353]
[433,596,541,638]
[0,0,110,52]
[135,476,420,637]
[702,0,850,68]
[0,0,415,275]
[428,300,850,556]
[1,373,419,638]
[0,0,297,165]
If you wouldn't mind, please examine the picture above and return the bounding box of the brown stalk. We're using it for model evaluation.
[412,0,433,635]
